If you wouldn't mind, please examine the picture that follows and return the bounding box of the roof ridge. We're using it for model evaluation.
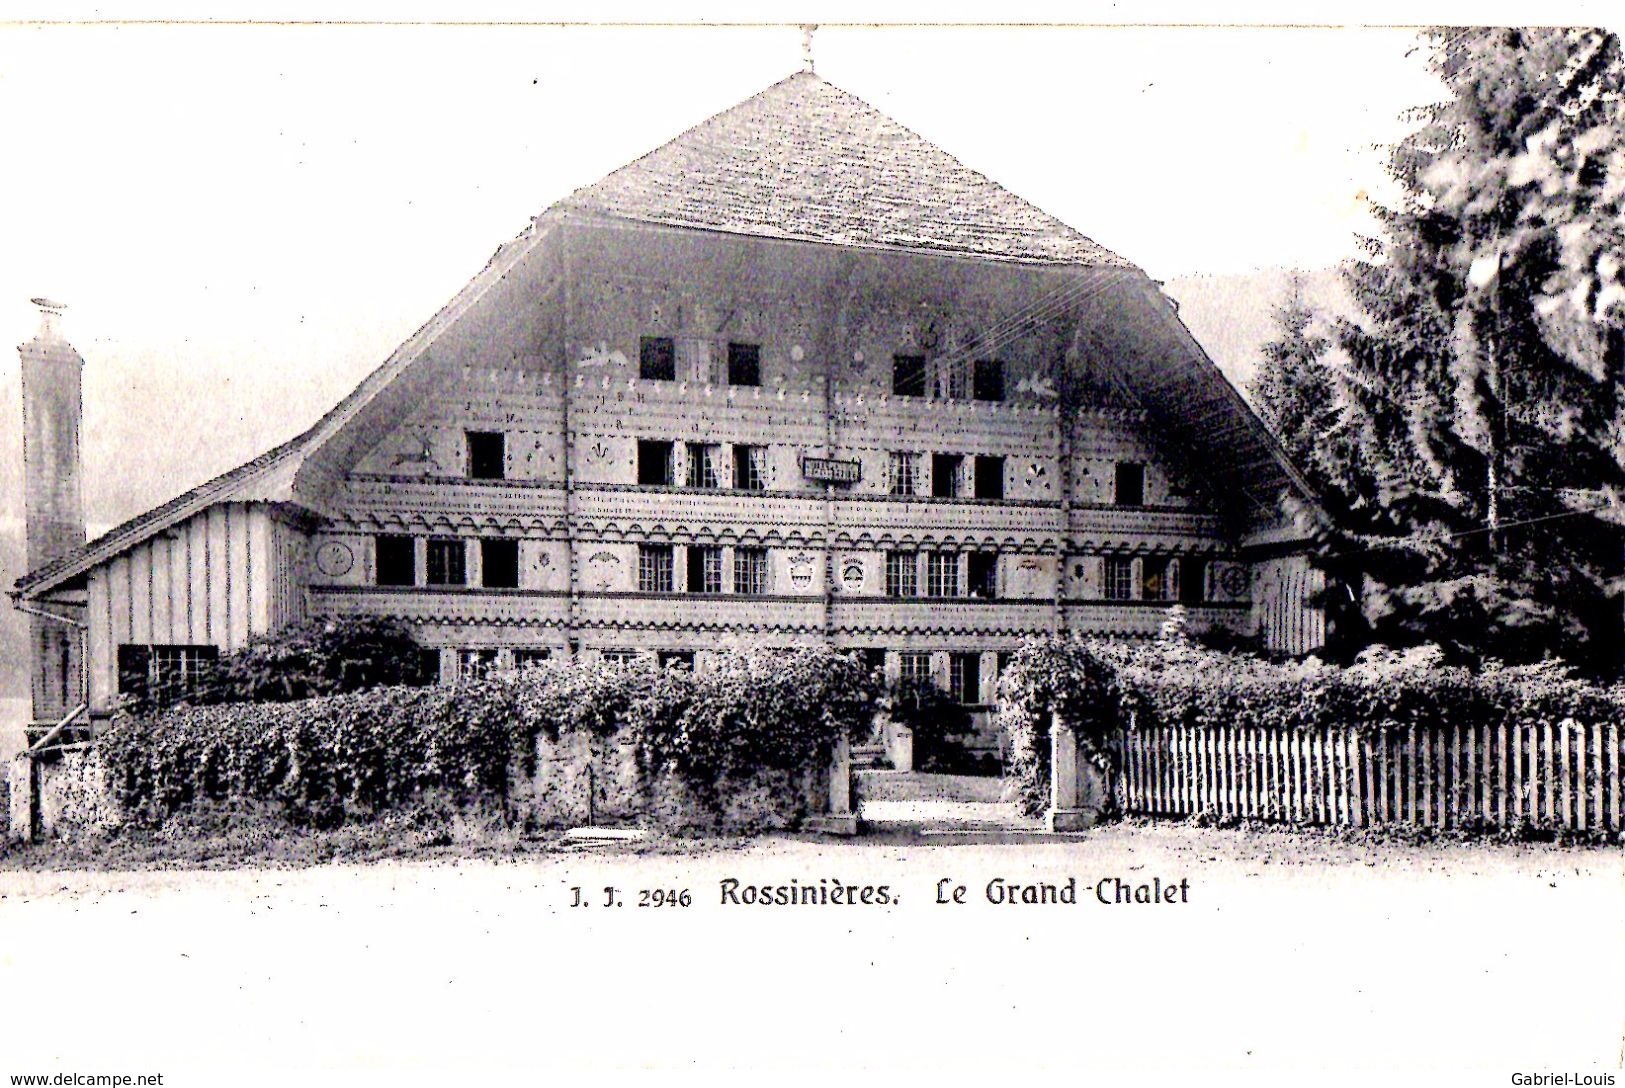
[555,70,1132,268]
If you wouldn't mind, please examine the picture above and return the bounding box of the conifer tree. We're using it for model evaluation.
[1328,27,1625,670]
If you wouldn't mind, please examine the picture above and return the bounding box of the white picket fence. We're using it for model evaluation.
[1121,720,1625,833]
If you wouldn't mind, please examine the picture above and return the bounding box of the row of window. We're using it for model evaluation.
[1103,556,1206,604]
[636,545,770,595]
[639,338,762,386]
[459,431,1147,508]
[887,452,1005,499]
[884,551,999,599]
[637,337,1009,405]
[376,535,520,589]
[637,440,768,489]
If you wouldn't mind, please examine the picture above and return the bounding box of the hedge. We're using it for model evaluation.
[997,636,1625,819]
[100,647,877,830]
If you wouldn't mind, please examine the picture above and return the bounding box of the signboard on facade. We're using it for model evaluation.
[801,456,861,484]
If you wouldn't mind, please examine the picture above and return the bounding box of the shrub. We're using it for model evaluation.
[102,646,879,832]
[131,616,433,713]
[995,633,1625,821]
[996,639,1127,817]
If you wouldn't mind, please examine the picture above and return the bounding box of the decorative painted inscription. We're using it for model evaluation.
[801,457,861,484]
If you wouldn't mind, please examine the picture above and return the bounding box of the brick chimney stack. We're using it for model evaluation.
[19,298,86,573]
[18,298,87,725]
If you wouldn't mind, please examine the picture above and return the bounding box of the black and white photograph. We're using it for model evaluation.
[2,7,1623,1084]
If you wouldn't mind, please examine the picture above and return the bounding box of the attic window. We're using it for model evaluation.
[466,431,505,480]
[1114,462,1145,507]
[640,336,676,381]
[727,343,761,386]
[893,355,927,397]
[973,359,1005,402]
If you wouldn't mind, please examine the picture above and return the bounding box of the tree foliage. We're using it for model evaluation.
[1285,27,1625,671]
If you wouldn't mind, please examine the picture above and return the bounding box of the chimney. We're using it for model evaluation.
[19,297,86,573]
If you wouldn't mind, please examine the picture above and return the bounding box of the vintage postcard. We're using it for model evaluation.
[1,9,1622,1085]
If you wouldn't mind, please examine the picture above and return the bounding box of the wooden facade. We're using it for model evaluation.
[13,72,1327,735]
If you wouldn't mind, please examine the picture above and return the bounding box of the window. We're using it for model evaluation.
[638,544,674,593]
[885,551,918,598]
[1142,557,1173,602]
[860,648,887,678]
[1105,557,1135,601]
[973,359,1005,402]
[940,358,970,400]
[949,652,982,705]
[375,534,416,587]
[899,652,931,687]
[968,552,998,599]
[1115,462,1146,507]
[973,456,1005,500]
[733,445,767,491]
[888,452,921,497]
[417,648,444,685]
[640,336,676,381]
[687,546,724,594]
[734,548,769,595]
[893,354,927,397]
[1179,558,1208,604]
[117,644,219,708]
[932,453,963,499]
[481,538,520,589]
[513,648,552,670]
[602,650,639,667]
[427,538,466,587]
[686,443,721,489]
[727,342,761,386]
[637,440,674,486]
[466,431,505,480]
[458,649,499,682]
[659,650,695,671]
[926,551,962,598]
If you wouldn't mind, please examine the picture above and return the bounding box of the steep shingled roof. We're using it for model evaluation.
[557,72,1132,268]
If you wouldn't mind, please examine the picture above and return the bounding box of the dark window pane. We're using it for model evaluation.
[932,453,963,498]
[973,359,1004,402]
[466,431,505,480]
[1142,557,1171,601]
[637,440,674,486]
[376,535,416,586]
[687,546,723,594]
[733,445,766,490]
[481,538,520,589]
[974,455,1004,500]
[1180,558,1208,604]
[1114,462,1145,507]
[727,342,761,386]
[949,652,982,704]
[640,336,676,380]
[968,552,998,599]
[893,354,926,397]
[116,644,151,700]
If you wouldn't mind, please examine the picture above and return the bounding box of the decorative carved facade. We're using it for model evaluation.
[12,72,1326,743]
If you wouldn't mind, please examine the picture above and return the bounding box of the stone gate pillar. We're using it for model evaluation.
[1047,711,1107,831]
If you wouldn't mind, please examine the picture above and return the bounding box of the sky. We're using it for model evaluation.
[0,15,1581,541]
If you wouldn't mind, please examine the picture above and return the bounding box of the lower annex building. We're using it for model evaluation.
[12,72,1326,752]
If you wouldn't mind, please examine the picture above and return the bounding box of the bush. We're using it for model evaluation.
[996,639,1129,817]
[995,633,1625,820]
[102,647,879,832]
[132,616,433,713]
